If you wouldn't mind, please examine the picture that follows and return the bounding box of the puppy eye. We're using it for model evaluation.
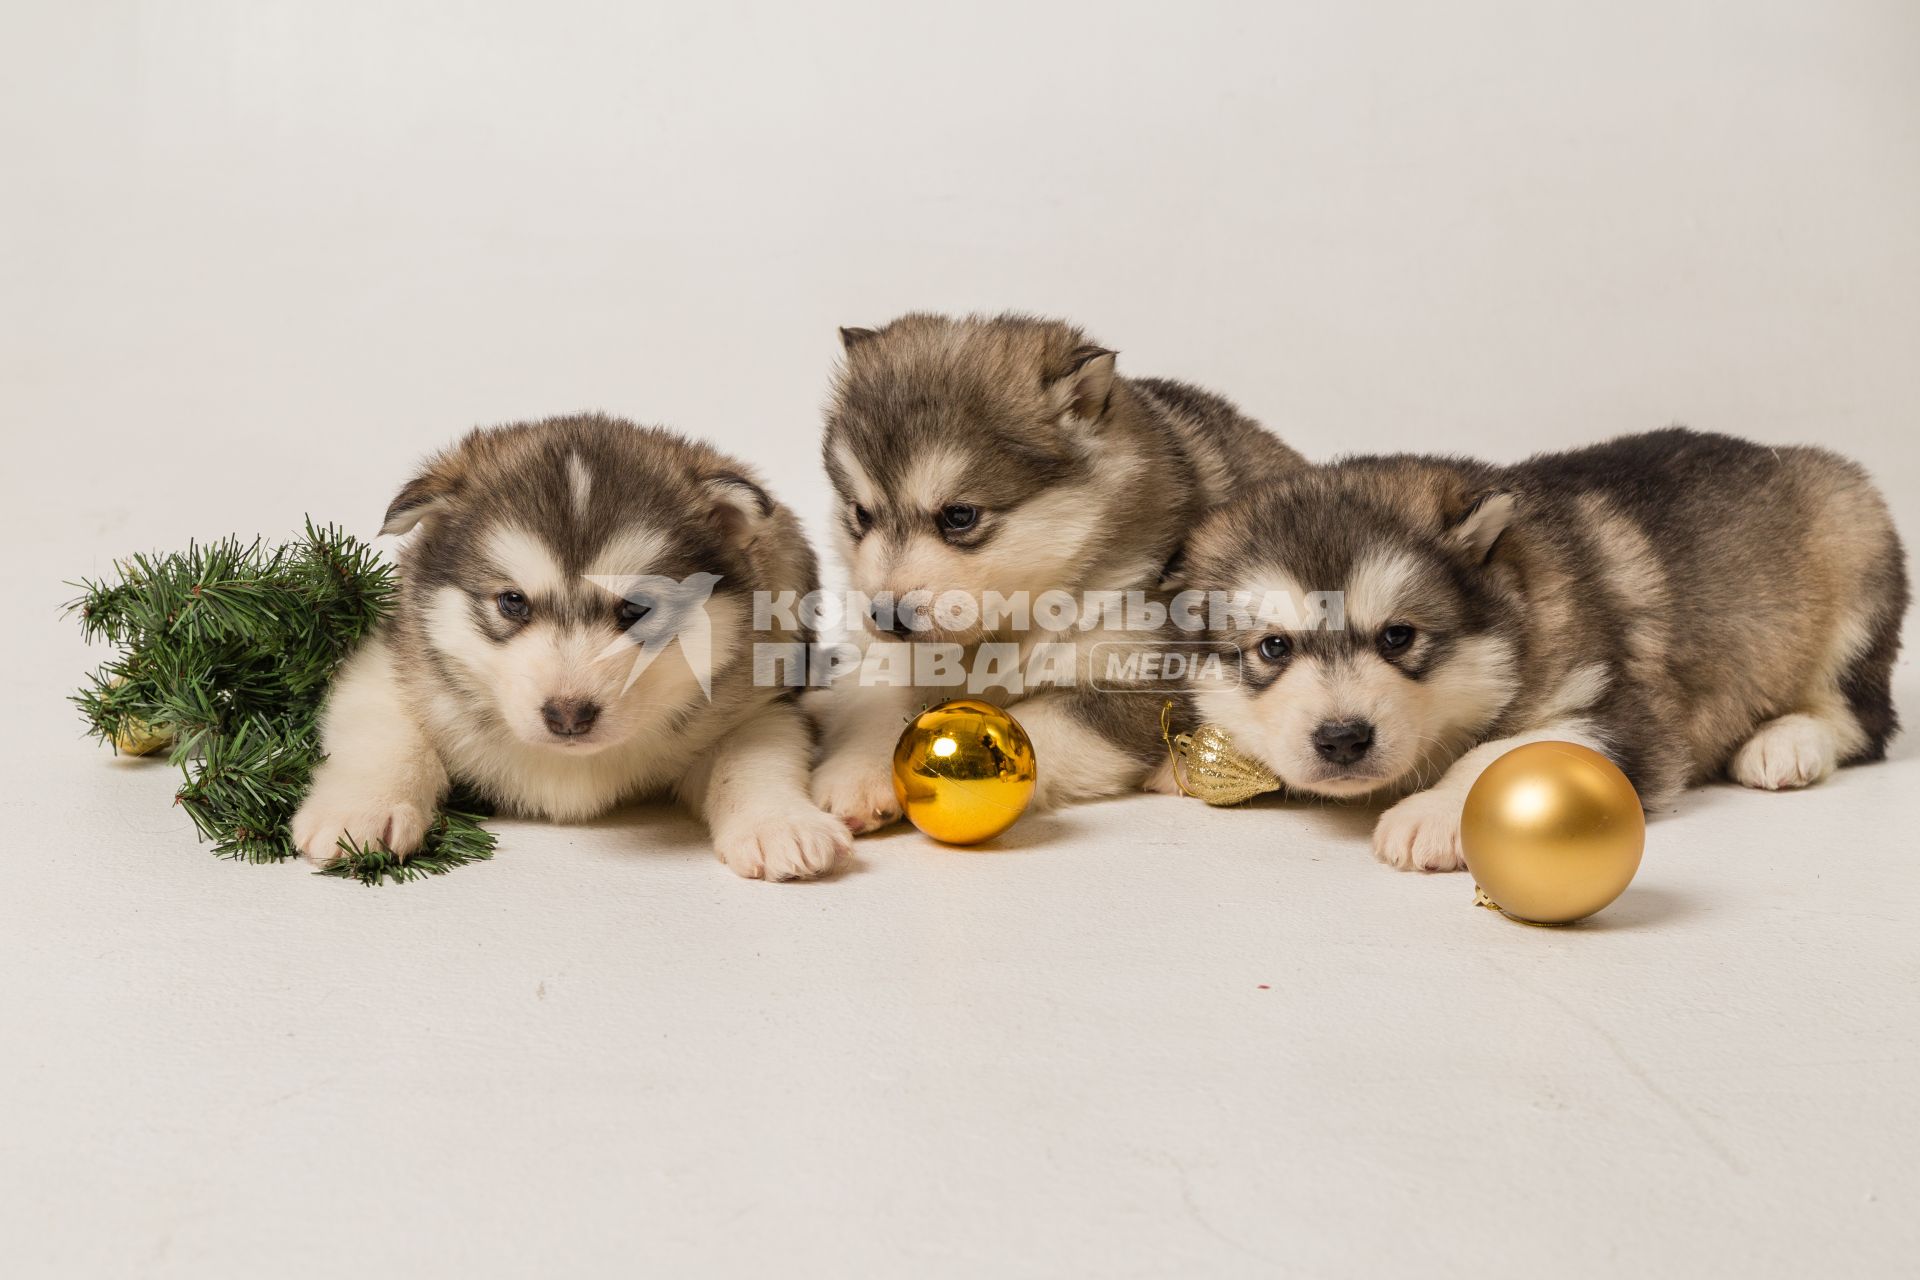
[937,504,979,534]
[496,590,531,621]
[617,597,653,627]
[1380,624,1416,654]
[1257,634,1291,662]
[852,504,874,535]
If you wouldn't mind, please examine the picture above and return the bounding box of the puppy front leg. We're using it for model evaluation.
[809,669,921,834]
[291,637,449,866]
[1372,720,1610,872]
[682,698,851,882]
[1011,691,1159,810]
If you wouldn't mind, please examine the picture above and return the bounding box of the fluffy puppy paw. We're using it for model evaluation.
[290,789,432,867]
[713,808,851,881]
[1373,790,1468,872]
[810,750,903,834]
[1730,715,1839,791]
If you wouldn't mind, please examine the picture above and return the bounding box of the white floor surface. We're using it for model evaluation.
[4,3,1919,1276]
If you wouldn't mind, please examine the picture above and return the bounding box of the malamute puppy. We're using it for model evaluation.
[293,413,848,881]
[1177,428,1906,870]
[812,312,1306,831]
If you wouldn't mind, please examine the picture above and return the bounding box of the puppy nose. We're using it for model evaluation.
[868,601,915,639]
[1312,719,1374,765]
[542,698,600,738]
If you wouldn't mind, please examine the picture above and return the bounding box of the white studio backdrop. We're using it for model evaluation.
[4,0,1916,570]
[4,6,1920,1277]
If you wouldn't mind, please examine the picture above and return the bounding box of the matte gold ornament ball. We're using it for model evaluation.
[892,699,1037,845]
[1460,741,1645,925]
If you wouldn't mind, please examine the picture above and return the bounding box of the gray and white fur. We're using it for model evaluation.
[293,413,848,881]
[811,312,1307,831]
[1178,427,1907,870]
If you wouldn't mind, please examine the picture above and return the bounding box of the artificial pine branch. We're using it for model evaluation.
[68,520,495,884]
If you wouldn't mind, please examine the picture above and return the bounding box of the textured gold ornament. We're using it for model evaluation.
[1461,741,1645,925]
[1161,702,1281,805]
[112,716,173,757]
[892,699,1037,845]
[105,676,172,756]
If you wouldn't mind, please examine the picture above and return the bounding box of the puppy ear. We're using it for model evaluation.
[1445,491,1516,564]
[1046,345,1119,426]
[381,454,465,535]
[702,470,775,546]
[839,326,880,354]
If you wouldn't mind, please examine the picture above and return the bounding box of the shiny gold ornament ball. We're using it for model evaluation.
[1461,741,1645,925]
[892,699,1037,845]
